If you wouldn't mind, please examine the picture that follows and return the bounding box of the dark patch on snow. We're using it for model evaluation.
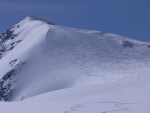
[9,59,18,67]
[0,69,15,101]
[0,60,28,101]
[122,41,133,48]
[0,53,2,59]
[10,37,15,40]
[0,28,18,56]
[8,46,14,50]
[0,29,15,42]
[16,40,22,43]
[0,46,5,52]
[11,42,15,46]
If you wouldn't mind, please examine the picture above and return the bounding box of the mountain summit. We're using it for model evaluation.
[0,17,150,113]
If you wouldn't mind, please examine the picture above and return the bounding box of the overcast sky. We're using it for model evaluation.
[0,0,150,42]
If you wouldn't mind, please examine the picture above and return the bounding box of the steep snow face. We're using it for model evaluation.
[0,17,49,101]
[0,17,150,102]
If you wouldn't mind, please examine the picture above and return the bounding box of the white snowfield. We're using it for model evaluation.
[0,17,150,113]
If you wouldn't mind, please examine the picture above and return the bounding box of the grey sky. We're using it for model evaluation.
[0,0,150,42]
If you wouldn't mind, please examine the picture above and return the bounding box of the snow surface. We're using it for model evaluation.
[0,16,150,113]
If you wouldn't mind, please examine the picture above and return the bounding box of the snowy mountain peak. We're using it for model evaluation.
[0,17,150,104]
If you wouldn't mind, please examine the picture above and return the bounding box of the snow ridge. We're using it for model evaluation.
[30,16,56,25]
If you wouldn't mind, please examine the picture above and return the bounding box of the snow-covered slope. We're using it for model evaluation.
[0,17,150,113]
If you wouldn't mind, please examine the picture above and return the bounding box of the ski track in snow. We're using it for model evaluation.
[65,101,150,113]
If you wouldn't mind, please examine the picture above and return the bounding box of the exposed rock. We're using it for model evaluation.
[0,70,15,101]
[122,41,133,48]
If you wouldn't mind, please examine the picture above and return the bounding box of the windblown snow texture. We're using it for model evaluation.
[0,17,150,113]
